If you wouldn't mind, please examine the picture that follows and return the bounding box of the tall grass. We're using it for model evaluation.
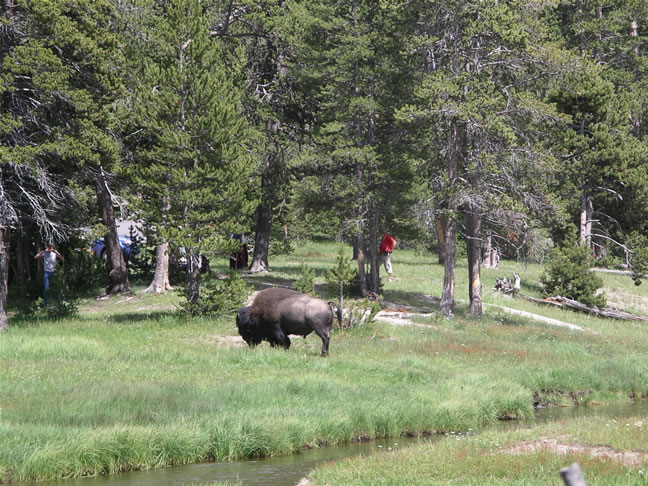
[2,241,648,481]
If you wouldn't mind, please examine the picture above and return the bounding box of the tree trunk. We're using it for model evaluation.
[0,226,9,332]
[482,231,499,268]
[338,281,344,326]
[368,208,380,293]
[435,214,446,265]
[144,242,172,294]
[249,139,278,273]
[439,218,457,317]
[466,207,483,317]
[355,231,368,297]
[249,189,272,273]
[186,253,200,305]
[95,170,130,295]
[352,233,366,261]
[12,230,31,285]
[579,191,593,248]
[439,121,459,317]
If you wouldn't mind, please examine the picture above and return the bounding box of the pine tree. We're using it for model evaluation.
[0,0,126,328]
[541,226,606,307]
[403,0,564,316]
[212,0,312,274]
[550,0,648,257]
[291,0,417,294]
[129,0,256,305]
[326,246,356,326]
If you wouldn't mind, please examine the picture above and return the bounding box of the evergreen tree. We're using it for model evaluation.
[550,0,648,257]
[291,0,417,294]
[326,245,357,326]
[294,262,316,295]
[213,0,313,274]
[541,226,606,307]
[0,0,126,328]
[129,0,256,305]
[403,0,563,316]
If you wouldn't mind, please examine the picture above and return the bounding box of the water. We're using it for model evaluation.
[40,401,648,486]
[41,437,416,486]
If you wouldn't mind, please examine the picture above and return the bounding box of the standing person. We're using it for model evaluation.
[380,232,397,280]
[229,233,249,270]
[34,244,64,306]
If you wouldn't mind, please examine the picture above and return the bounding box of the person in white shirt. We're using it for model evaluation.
[34,244,64,306]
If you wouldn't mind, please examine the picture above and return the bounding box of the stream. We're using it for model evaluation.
[40,401,648,486]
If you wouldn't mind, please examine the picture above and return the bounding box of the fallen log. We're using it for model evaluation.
[493,274,648,322]
[517,294,648,322]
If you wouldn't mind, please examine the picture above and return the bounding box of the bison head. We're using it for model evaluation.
[236,306,262,347]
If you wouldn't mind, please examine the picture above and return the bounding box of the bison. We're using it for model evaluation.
[236,287,334,356]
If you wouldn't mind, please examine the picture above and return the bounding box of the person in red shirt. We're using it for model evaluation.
[379,233,397,279]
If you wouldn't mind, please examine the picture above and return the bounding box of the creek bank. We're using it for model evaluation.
[34,403,647,486]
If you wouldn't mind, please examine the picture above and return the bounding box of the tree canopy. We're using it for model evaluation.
[1,0,647,327]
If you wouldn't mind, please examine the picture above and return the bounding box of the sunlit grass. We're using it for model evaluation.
[2,241,648,481]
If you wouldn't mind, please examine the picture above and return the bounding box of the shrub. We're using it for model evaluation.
[540,233,606,307]
[594,254,623,270]
[125,224,154,283]
[293,262,315,295]
[180,271,250,317]
[627,231,648,286]
[62,246,105,296]
[326,246,356,300]
[342,298,382,328]
[15,275,79,320]
[46,273,79,318]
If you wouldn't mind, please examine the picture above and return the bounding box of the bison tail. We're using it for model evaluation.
[327,301,341,327]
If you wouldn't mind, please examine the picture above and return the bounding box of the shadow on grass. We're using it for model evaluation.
[105,310,179,324]
[521,280,544,297]
[488,311,529,327]
[246,264,332,277]
[7,315,49,328]
[383,289,440,312]
[242,275,336,301]
[243,275,295,291]
[8,310,158,328]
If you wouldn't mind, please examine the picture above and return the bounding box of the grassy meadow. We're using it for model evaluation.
[3,241,648,482]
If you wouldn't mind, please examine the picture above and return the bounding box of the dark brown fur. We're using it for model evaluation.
[238,287,333,356]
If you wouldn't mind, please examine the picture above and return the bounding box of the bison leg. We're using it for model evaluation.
[246,336,262,347]
[313,328,330,357]
[268,328,291,350]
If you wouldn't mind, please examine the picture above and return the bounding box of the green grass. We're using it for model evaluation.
[307,415,648,485]
[2,241,648,481]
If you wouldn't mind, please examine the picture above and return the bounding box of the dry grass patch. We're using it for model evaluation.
[603,286,648,316]
[199,334,246,347]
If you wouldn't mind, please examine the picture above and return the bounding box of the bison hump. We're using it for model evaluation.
[251,287,299,322]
